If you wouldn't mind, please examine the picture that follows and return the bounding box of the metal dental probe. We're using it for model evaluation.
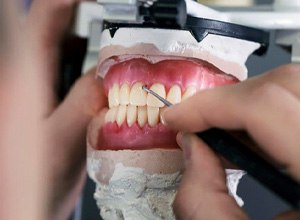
[142,85,300,210]
[142,85,173,107]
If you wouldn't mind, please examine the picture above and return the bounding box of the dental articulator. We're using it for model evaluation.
[74,0,300,211]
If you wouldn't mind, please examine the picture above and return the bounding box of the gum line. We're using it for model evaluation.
[103,58,238,96]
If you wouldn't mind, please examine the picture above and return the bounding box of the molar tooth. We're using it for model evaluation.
[127,105,137,127]
[120,84,130,105]
[147,106,159,127]
[130,82,147,106]
[116,105,127,127]
[167,85,182,104]
[147,83,166,107]
[182,86,197,101]
[137,106,147,127]
[105,107,118,123]
[108,84,120,108]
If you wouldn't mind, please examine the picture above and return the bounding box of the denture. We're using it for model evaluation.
[96,57,239,150]
[87,26,257,219]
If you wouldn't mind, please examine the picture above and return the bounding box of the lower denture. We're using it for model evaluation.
[98,123,177,150]
[93,57,239,150]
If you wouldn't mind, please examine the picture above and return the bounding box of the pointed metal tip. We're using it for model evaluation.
[142,85,150,92]
[141,85,173,107]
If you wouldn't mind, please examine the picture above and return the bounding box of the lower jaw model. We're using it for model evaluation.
[87,27,259,220]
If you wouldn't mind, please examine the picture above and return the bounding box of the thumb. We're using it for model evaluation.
[173,133,249,220]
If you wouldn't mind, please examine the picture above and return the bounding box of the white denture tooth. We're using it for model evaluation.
[167,85,182,104]
[147,106,160,127]
[182,86,197,101]
[105,107,118,123]
[119,84,130,105]
[137,106,147,127]
[130,82,147,106]
[116,105,127,127]
[108,84,120,108]
[147,83,166,107]
[127,105,137,127]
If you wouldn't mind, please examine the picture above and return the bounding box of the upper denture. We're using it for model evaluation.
[103,58,238,95]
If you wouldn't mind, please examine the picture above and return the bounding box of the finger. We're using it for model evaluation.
[228,130,279,167]
[47,67,106,161]
[163,71,300,180]
[262,64,300,98]
[27,0,80,47]
[44,67,106,218]
[0,0,20,55]
[25,0,82,112]
[173,133,249,220]
[0,1,46,219]
[87,108,108,149]
[47,110,109,220]
[273,210,300,220]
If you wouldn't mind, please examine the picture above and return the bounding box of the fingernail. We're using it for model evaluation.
[161,104,178,126]
[160,108,169,126]
[176,132,192,161]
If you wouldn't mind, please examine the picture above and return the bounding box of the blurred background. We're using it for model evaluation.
[198,0,273,6]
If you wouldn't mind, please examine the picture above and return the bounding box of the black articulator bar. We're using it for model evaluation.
[103,16,269,56]
[185,16,269,55]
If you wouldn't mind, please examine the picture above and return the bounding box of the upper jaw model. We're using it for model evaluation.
[87,22,263,219]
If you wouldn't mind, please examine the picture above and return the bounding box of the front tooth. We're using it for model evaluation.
[108,84,120,108]
[147,83,166,107]
[130,82,147,106]
[147,106,159,127]
[137,106,147,127]
[105,107,118,123]
[127,105,137,127]
[167,85,181,104]
[120,84,130,105]
[182,86,197,101]
[116,105,127,127]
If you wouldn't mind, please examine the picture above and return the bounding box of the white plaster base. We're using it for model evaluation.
[88,157,245,220]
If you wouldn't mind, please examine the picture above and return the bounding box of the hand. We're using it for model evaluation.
[0,0,106,220]
[162,64,300,220]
